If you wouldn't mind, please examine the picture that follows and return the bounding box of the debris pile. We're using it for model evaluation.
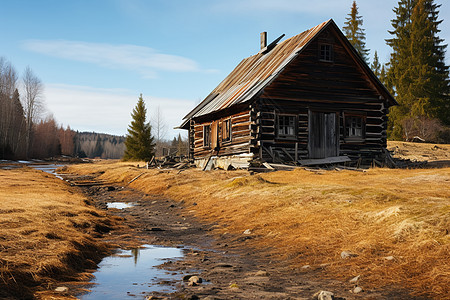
[146,155,194,170]
[382,148,428,169]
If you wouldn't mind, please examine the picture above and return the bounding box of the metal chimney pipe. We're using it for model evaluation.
[260,32,267,50]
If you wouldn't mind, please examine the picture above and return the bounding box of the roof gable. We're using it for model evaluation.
[181,19,395,128]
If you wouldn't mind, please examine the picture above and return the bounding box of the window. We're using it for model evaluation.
[344,114,365,141]
[203,125,211,147]
[319,44,333,62]
[222,119,231,142]
[277,115,296,138]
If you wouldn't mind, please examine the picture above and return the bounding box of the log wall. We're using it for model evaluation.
[192,110,252,159]
[256,26,389,164]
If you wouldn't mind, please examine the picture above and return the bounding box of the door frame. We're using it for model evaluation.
[308,109,340,159]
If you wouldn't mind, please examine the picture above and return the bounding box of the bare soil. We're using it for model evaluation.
[76,179,421,300]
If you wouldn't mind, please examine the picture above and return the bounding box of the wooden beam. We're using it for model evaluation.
[298,156,351,166]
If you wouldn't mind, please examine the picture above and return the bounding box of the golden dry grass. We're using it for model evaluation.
[387,140,450,162]
[66,158,449,299]
[0,167,116,299]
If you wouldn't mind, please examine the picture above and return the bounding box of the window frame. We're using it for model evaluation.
[221,118,232,143]
[203,124,211,148]
[276,114,297,140]
[319,43,333,62]
[343,112,366,142]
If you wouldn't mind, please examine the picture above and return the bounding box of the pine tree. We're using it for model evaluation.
[123,94,155,161]
[371,51,381,77]
[386,0,449,139]
[343,1,370,62]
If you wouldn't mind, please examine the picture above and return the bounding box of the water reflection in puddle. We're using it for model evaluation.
[81,245,183,299]
[107,202,135,209]
[29,164,65,179]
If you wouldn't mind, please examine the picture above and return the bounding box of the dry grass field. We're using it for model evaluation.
[0,167,116,299]
[65,150,449,298]
[1,141,448,299]
[388,141,450,162]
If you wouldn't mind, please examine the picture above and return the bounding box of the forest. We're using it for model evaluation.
[0,58,127,160]
[347,0,449,142]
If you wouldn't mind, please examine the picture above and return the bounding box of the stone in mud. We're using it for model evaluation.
[352,286,363,294]
[255,270,269,276]
[301,265,311,270]
[55,286,69,293]
[188,275,203,286]
[349,275,360,283]
[340,250,358,259]
[243,229,252,235]
[313,290,334,300]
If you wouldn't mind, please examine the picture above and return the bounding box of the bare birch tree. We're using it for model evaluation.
[0,58,22,158]
[22,66,44,157]
[151,105,167,156]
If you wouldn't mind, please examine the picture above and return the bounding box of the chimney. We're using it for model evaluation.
[260,32,267,50]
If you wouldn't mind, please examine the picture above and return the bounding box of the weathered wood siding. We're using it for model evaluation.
[192,110,252,159]
[256,26,388,164]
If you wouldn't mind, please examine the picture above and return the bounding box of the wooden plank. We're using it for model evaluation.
[267,163,297,171]
[298,156,351,166]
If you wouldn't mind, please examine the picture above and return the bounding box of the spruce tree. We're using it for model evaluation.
[343,1,370,62]
[386,0,449,139]
[371,51,381,78]
[123,94,155,161]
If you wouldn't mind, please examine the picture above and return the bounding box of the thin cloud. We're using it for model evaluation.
[45,83,194,137]
[22,40,206,78]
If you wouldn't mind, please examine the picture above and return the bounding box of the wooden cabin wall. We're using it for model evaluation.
[258,26,389,164]
[251,99,309,163]
[191,110,252,159]
[254,98,387,164]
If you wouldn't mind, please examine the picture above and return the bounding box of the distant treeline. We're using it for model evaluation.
[0,57,127,160]
[75,132,125,159]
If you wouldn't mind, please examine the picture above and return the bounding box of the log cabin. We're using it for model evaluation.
[179,19,397,169]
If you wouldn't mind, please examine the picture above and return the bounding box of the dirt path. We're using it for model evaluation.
[78,181,413,300]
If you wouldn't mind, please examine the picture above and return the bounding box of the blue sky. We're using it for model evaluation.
[2,0,449,138]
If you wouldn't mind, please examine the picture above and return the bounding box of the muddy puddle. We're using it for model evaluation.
[107,202,136,209]
[81,245,183,299]
[30,164,65,179]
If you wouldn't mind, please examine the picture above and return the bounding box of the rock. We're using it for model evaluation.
[150,227,164,231]
[255,270,269,276]
[301,265,311,270]
[54,286,69,293]
[349,275,360,283]
[384,255,395,261]
[188,275,203,286]
[183,274,198,281]
[353,286,363,294]
[243,229,252,235]
[341,250,358,259]
[313,290,334,300]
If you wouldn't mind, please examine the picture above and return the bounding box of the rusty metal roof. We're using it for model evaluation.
[180,19,395,128]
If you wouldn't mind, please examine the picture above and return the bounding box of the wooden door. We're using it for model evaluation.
[308,111,338,159]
